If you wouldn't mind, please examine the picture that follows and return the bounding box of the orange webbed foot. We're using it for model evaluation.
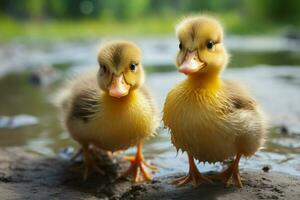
[82,146,105,180]
[173,153,212,187]
[121,143,156,182]
[210,154,243,188]
[173,170,212,187]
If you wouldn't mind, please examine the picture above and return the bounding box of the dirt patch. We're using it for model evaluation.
[0,147,299,200]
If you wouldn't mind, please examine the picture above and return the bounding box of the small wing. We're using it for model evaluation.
[222,80,256,112]
[70,88,100,122]
[67,73,101,123]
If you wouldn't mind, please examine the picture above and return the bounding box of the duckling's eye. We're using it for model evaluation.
[130,63,138,72]
[100,64,107,73]
[179,42,183,50]
[206,41,214,50]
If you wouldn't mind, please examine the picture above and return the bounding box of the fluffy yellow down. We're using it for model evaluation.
[163,75,266,163]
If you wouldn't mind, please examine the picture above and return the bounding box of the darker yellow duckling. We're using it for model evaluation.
[163,15,267,187]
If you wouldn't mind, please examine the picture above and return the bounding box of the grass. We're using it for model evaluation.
[0,14,288,42]
[0,16,175,42]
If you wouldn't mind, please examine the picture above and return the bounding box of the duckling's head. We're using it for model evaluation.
[97,41,144,98]
[176,15,229,77]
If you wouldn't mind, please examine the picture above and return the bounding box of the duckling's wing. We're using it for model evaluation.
[222,80,256,111]
[70,87,100,122]
[68,73,102,123]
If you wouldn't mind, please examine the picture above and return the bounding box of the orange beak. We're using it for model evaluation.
[178,50,205,75]
[108,74,130,98]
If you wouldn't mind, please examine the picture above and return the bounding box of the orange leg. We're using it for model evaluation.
[82,145,105,180]
[89,146,113,160]
[121,142,157,183]
[210,154,242,187]
[173,152,212,187]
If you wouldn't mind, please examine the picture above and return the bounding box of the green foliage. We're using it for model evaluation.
[100,0,149,20]
[26,0,44,19]
[47,1,66,18]
[1,0,299,24]
[243,0,300,24]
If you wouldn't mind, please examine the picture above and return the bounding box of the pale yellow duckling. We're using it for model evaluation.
[163,15,267,187]
[59,41,158,182]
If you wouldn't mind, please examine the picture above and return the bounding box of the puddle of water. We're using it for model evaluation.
[230,50,300,68]
[0,72,72,151]
[146,50,300,74]
[0,114,39,129]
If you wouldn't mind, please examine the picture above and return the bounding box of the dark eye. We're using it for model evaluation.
[179,42,183,50]
[206,41,214,50]
[100,64,107,73]
[130,63,137,71]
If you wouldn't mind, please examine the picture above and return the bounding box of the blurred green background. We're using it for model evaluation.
[1,0,300,40]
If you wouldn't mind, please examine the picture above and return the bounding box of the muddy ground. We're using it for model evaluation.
[0,147,299,200]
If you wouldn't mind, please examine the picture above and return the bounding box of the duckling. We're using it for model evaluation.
[163,15,267,187]
[59,41,158,182]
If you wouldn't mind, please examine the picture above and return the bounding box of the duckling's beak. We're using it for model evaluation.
[179,50,205,75]
[108,74,130,98]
